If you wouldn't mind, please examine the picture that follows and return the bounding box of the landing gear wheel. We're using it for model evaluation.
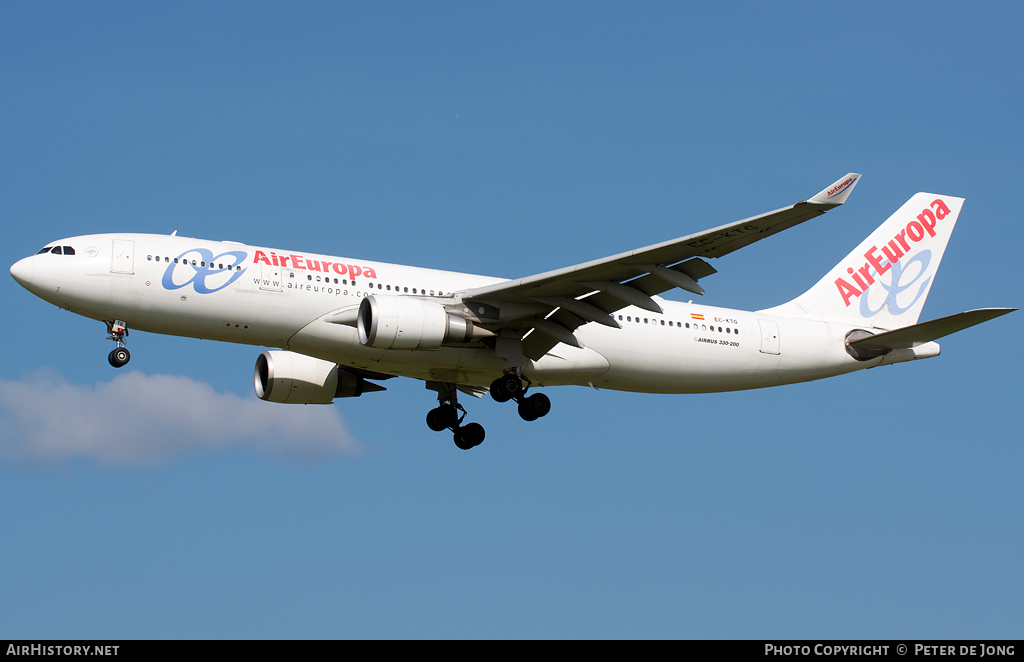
[436,404,459,428]
[108,347,131,368]
[490,374,523,402]
[489,377,511,403]
[453,422,485,450]
[423,401,460,432]
[426,408,446,432]
[518,393,551,421]
[426,404,460,432]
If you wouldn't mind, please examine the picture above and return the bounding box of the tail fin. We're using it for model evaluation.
[764,193,965,329]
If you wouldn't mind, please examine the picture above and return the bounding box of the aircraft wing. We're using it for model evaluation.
[458,173,861,359]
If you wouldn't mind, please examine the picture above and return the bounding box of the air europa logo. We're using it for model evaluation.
[826,177,855,198]
[253,250,378,279]
[162,248,248,294]
[834,198,952,311]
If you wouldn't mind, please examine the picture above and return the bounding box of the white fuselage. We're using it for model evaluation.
[12,233,924,393]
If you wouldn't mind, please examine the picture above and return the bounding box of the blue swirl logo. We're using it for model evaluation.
[859,249,932,318]
[162,248,248,294]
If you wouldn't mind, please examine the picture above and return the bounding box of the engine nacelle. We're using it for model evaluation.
[254,350,371,404]
[357,295,489,350]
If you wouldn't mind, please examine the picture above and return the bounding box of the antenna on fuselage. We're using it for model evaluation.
[171,230,177,236]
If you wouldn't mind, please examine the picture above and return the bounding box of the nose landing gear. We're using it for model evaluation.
[106,320,131,368]
[426,382,486,450]
[490,372,551,422]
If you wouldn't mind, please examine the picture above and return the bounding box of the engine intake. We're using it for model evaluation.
[254,350,379,404]
[357,295,491,350]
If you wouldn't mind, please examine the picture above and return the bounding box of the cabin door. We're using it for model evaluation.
[758,319,780,355]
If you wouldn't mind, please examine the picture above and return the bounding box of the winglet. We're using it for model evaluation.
[808,173,862,206]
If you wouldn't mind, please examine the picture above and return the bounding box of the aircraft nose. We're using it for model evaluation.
[10,256,34,286]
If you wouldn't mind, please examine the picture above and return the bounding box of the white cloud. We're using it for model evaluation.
[0,369,361,466]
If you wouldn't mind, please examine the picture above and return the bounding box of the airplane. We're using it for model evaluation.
[9,173,1015,450]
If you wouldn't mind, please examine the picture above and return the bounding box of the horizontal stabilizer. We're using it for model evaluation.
[849,308,1016,351]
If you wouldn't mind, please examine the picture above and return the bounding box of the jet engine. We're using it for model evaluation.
[254,350,383,404]
[356,295,492,350]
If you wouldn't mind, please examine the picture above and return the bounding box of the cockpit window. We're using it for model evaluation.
[51,246,63,255]
[63,246,75,255]
[37,247,52,254]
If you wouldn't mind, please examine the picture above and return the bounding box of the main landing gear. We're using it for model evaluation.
[423,373,550,450]
[425,382,486,450]
[489,372,551,422]
[106,319,131,368]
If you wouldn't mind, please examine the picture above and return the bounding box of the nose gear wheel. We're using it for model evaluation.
[105,320,131,368]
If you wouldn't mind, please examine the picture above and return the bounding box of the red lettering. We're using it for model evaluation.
[348,265,362,277]
[279,255,290,268]
[291,254,305,269]
[307,260,322,272]
[864,246,890,276]
[857,265,876,286]
[332,263,348,276]
[363,267,377,279]
[931,199,950,220]
[881,240,904,265]
[321,261,330,272]
[895,229,911,252]
[271,253,280,267]
[918,209,937,237]
[835,277,861,306]
[906,220,925,242]
[254,250,272,266]
[848,267,868,291]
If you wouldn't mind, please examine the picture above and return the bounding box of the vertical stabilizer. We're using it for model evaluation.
[764,193,964,329]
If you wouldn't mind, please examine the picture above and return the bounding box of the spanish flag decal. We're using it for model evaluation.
[691,313,704,320]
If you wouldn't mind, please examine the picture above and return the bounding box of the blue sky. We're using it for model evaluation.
[1,2,1021,638]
